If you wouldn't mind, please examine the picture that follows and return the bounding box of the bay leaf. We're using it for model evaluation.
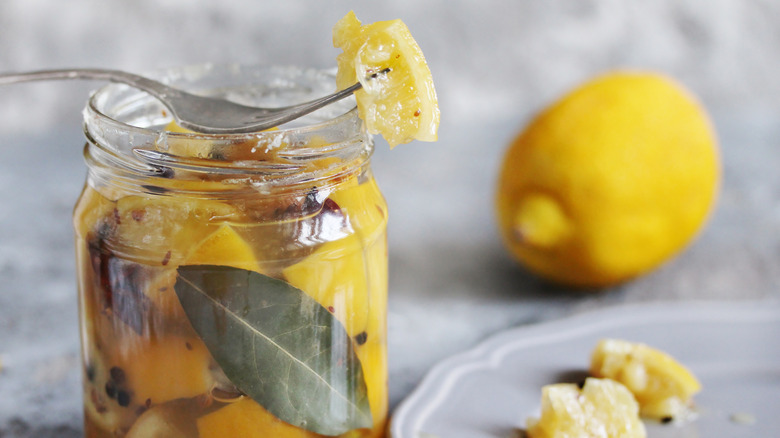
[174,265,372,435]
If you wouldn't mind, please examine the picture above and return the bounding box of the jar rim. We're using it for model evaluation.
[85,64,362,140]
[82,64,371,181]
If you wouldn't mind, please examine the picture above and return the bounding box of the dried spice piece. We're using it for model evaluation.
[117,390,132,407]
[106,261,152,335]
[271,186,333,222]
[105,381,117,399]
[243,194,349,268]
[302,186,324,213]
[161,251,172,266]
[110,367,126,384]
[85,364,96,382]
[88,223,117,306]
[141,185,170,195]
[354,331,368,346]
[87,228,153,335]
[158,166,175,178]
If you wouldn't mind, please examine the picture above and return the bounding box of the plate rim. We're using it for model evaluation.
[389,299,780,437]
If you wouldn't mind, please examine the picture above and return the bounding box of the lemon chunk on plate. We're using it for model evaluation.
[526,378,646,438]
[590,339,701,421]
[333,11,439,147]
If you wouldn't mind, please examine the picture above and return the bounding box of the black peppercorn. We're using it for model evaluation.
[354,331,368,346]
[104,381,117,399]
[116,390,131,407]
[109,366,126,385]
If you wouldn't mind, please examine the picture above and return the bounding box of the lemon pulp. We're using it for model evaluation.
[527,378,646,438]
[590,339,701,420]
[334,11,439,147]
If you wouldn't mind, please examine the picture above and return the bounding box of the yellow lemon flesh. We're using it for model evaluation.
[282,179,389,436]
[197,398,311,438]
[527,378,646,438]
[496,72,720,288]
[108,335,214,408]
[334,11,439,147]
[590,339,701,420]
[105,194,239,267]
[117,223,261,407]
[125,399,203,438]
[185,223,261,273]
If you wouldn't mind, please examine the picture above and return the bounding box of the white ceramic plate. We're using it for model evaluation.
[390,301,780,437]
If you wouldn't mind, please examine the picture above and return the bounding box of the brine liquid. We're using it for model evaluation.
[74,176,388,438]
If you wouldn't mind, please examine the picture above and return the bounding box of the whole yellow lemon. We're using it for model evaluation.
[496,71,720,288]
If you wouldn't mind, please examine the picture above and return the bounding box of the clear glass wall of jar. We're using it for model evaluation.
[73,65,388,438]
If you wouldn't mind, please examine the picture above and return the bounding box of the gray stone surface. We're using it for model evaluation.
[1,1,779,436]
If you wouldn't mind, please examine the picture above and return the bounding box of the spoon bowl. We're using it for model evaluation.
[0,68,365,134]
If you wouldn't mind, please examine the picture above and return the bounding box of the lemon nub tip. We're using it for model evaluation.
[510,194,570,248]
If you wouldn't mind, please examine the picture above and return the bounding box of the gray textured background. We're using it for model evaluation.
[2,0,780,133]
[1,1,779,437]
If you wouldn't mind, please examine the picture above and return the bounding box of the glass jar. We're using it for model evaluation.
[73,65,388,438]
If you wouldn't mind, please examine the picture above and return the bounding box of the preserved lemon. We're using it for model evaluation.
[590,339,701,420]
[197,398,310,438]
[125,399,202,438]
[283,234,372,337]
[334,11,439,147]
[526,378,646,438]
[185,223,261,273]
[107,335,214,407]
[109,195,239,267]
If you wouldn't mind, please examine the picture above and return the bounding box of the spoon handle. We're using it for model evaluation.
[0,68,178,102]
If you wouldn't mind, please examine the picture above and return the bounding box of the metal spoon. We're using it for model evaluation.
[0,68,368,134]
